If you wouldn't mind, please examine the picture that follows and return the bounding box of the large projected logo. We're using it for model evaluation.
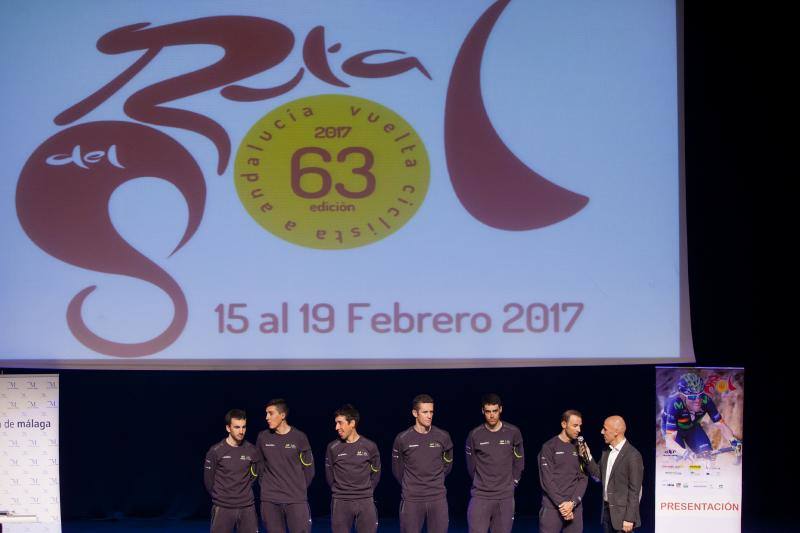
[16,122,205,357]
[445,0,588,230]
[235,94,429,249]
[15,0,587,357]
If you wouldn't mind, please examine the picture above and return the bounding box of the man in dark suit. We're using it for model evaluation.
[583,416,643,533]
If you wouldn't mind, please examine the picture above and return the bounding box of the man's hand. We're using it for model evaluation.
[558,500,575,516]
[622,520,634,532]
[564,511,574,521]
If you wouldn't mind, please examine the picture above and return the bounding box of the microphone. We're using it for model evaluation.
[577,436,589,461]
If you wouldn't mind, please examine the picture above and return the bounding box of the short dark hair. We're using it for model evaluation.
[412,394,434,410]
[266,398,289,416]
[481,393,503,408]
[334,404,360,426]
[561,409,583,424]
[225,408,247,425]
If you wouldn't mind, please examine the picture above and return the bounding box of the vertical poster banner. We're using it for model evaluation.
[655,367,743,532]
[0,375,61,533]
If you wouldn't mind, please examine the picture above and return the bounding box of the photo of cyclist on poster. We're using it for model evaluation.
[660,371,742,458]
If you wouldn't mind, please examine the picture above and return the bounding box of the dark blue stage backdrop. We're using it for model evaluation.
[53,366,659,526]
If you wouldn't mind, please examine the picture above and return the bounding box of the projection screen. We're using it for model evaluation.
[0,0,693,369]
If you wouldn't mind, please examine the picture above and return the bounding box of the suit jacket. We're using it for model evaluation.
[586,440,643,530]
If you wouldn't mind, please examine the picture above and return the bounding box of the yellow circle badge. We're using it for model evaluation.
[234,94,430,249]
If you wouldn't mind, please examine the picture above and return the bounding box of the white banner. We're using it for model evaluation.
[0,374,61,533]
[655,367,743,533]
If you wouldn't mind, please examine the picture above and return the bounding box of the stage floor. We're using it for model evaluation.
[58,517,779,532]
[59,516,563,532]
